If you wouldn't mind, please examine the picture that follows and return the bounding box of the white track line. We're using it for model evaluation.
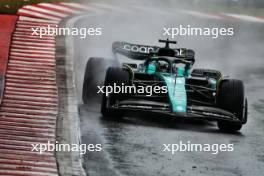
[7,74,55,80]
[0,163,57,173]
[6,80,56,87]
[12,37,55,43]
[15,27,37,32]
[12,38,55,44]
[8,64,55,75]
[7,70,54,77]
[39,3,80,14]
[0,138,53,147]
[5,86,56,94]
[0,157,56,167]
[11,48,55,54]
[11,45,55,51]
[14,30,53,36]
[16,24,57,29]
[222,13,264,23]
[16,20,57,25]
[0,126,55,137]
[132,6,174,15]
[9,57,55,63]
[18,9,61,21]
[10,52,54,58]
[15,27,56,38]
[8,60,55,66]
[88,3,134,14]
[23,5,68,18]
[12,34,55,40]
[7,66,54,73]
[0,134,54,143]
[4,94,57,102]
[0,111,57,119]
[9,58,55,64]
[179,10,223,19]
[19,16,58,24]
[0,124,55,134]
[12,41,55,47]
[0,170,57,176]
[60,2,88,10]
[3,100,57,109]
[4,93,57,101]
[16,20,58,26]
[18,15,58,24]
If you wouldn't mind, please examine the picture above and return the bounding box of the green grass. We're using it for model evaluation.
[0,0,76,14]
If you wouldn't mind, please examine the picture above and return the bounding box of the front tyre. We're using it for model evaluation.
[101,67,130,120]
[82,57,119,104]
[217,79,247,131]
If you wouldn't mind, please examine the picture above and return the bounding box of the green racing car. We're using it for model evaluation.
[83,39,248,131]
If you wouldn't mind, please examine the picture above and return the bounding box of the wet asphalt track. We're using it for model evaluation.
[71,4,264,176]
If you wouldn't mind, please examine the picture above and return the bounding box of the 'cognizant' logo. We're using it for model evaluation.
[123,44,158,54]
[122,44,186,57]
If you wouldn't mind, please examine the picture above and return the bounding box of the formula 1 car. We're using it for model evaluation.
[83,39,248,131]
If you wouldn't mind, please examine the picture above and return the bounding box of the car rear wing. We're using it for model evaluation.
[112,41,195,61]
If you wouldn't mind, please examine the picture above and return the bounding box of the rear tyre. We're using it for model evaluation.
[217,79,246,131]
[101,67,130,120]
[192,69,222,80]
[82,57,118,104]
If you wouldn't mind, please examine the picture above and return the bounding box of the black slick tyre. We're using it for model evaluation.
[101,67,130,120]
[82,57,118,104]
[217,79,246,131]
